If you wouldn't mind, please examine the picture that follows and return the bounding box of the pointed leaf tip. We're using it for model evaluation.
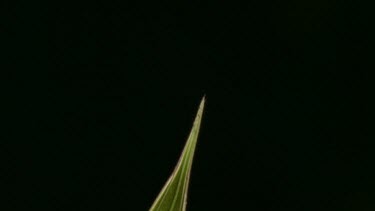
[149,98,205,211]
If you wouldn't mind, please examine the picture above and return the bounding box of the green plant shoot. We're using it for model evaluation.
[149,96,205,211]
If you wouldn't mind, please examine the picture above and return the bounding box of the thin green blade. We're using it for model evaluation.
[149,96,205,211]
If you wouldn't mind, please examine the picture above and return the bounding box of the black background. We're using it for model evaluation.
[3,1,371,210]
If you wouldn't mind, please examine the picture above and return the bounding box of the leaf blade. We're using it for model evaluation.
[149,97,205,211]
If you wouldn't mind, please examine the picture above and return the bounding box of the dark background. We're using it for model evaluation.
[3,1,371,210]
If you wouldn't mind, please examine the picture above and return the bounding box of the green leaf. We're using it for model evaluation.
[149,96,205,211]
